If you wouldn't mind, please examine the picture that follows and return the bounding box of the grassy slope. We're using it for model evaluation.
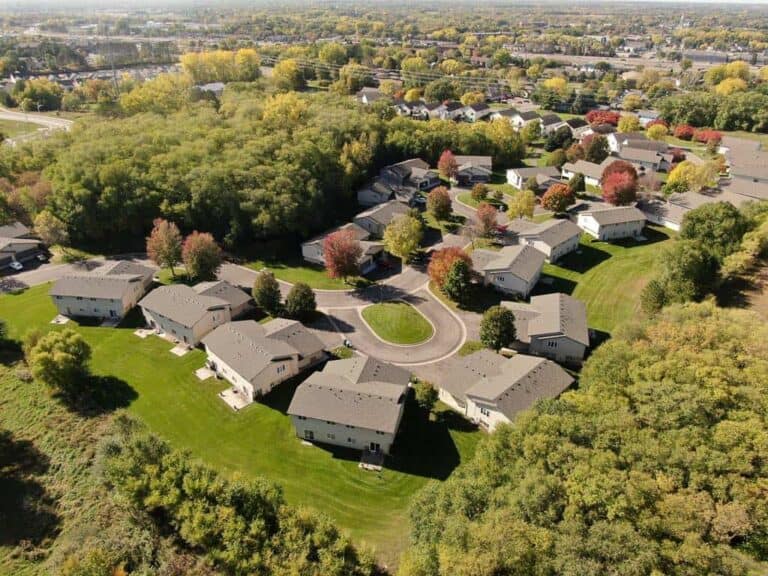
[361,302,434,345]
[0,286,480,567]
[539,226,673,334]
[0,119,39,139]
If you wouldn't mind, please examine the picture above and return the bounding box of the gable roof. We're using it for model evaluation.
[471,244,546,282]
[509,166,560,179]
[287,356,410,433]
[202,320,299,383]
[262,317,326,359]
[139,284,229,328]
[519,218,581,249]
[440,349,506,402]
[454,155,493,170]
[619,147,663,164]
[581,205,646,226]
[467,102,490,112]
[466,354,574,420]
[540,113,563,126]
[566,118,588,129]
[491,108,520,118]
[353,200,411,227]
[562,159,604,181]
[504,293,589,346]
[193,280,251,311]
[50,260,154,301]
[0,221,32,238]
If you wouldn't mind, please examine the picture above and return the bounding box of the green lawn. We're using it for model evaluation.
[456,191,507,210]
[361,302,434,345]
[0,285,480,567]
[0,118,39,138]
[422,210,466,235]
[537,226,673,334]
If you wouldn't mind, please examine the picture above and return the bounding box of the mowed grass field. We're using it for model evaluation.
[362,302,434,345]
[0,118,40,138]
[0,285,480,567]
[538,226,674,334]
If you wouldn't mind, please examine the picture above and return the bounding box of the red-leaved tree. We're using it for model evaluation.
[323,229,362,281]
[147,218,183,278]
[673,124,695,140]
[476,202,498,237]
[541,183,575,213]
[438,150,459,180]
[670,147,686,163]
[693,129,722,145]
[182,231,223,281]
[585,109,621,126]
[428,246,471,288]
[601,159,638,182]
[602,171,638,205]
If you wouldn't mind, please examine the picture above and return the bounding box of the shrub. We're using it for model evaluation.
[283,282,316,321]
[673,124,695,140]
[480,306,517,350]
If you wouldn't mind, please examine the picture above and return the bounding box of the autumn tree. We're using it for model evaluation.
[384,214,423,263]
[602,171,638,205]
[480,306,517,350]
[27,328,91,394]
[272,59,306,92]
[323,229,362,281]
[427,186,451,220]
[476,202,498,237]
[541,183,574,213]
[646,124,668,141]
[617,114,641,133]
[146,218,182,278]
[182,231,222,281]
[507,189,536,220]
[438,150,459,180]
[34,210,69,251]
[471,183,489,202]
[252,271,282,317]
[581,133,610,164]
[680,202,749,262]
[427,247,471,288]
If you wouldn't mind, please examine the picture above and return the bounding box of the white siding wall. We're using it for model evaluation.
[141,306,230,346]
[438,388,466,415]
[53,295,125,319]
[301,241,325,265]
[506,170,524,189]
[206,349,299,400]
[466,397,510,432]
[485,270,537,297]
[290,415,400,454]
[529,336,586,363]
[577,215,645,240]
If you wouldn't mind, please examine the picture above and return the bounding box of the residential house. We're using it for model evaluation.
[436,101,465,121]
[471,244,546,297]
[438,349,506,413]
[560,159,604,188]
[489,108,520,123]
[0,222,44,270]
[506,166,560,191]
[202,319,325,404]
[453,155,493,187]
[139,283,232,346]
[301,222,383,274]
[461,353,574,432]
[50,260,155,321]
[353,200,412,238]
[719,137,768,185]
[502,293,589,363]
[577,205,646,240]
[565,118,591,139]
[608,132,668,155]
[358,158,439,207]
[517,219,581,262]
[288,356,411,454]
[636,109,660,127]
[617,146,669,172]
[192,280,252,319]
[355,87,383,105]
[510,110,541,130]
[463,102,492,123]
[540,113,566,135]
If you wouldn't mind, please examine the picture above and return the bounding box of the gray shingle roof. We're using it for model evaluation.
[193,280,251,311]
[581,205,646,226]
[202,320,299,383]
[262,317,326,360]
[139,284,229,328]
[619,146,662,164]
[0,222,32,238]
[472,245,546,282]
[540,113,563,126]
[50,260,154,300]
[454,155,493,170]
[287,356,410,433]
[504,293,589,346]
[562,160,604,181]
[509,166,560,180]
[519,219,581,249]
[466,354,574,420]
[354,200,411,227]
[439,349,506,402]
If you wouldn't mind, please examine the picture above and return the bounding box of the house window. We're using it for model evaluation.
[497,276,505,282]
[297,416,306,420]
[345,424,355,429]
[76,297,83,301]
[277,365,286,374]
[304,430,314,440]
[547,341,558,348]
[326,420,335,425]
[347,437,355,444]
[376,430,385,436]
[327,433,335,440]
[480,407,491,417]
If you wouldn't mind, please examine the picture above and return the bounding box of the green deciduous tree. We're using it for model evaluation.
[384,214,423,263]
[146,218,182,278]
[479,305,516,350]
[680,202,749,262]
[443,259,472,304]
[252,271,282,317]
[427,186,452,221]
[28,328,91,393]
[283,282,316,321]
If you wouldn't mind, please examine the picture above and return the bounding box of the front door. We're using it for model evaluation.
[370,442,381,453]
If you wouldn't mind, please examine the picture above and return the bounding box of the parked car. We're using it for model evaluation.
[9,261,23,271]
[36,253,48,262]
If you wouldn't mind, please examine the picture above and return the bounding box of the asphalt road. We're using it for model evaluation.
[0,106,74,146]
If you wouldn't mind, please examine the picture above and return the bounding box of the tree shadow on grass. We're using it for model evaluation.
[533,274,578,296]
[386,399,472,480]
[0,430,60,547]
[54,374,137,417]
[554,244,612,274]
[0,340,24,365]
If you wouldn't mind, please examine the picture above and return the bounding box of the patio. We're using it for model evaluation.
[219,387,251,411]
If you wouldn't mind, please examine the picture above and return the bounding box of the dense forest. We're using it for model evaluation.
[400,303,768,576]
[0,81,525,250]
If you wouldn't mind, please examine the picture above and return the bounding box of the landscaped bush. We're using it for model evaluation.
[673,124,695,140]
